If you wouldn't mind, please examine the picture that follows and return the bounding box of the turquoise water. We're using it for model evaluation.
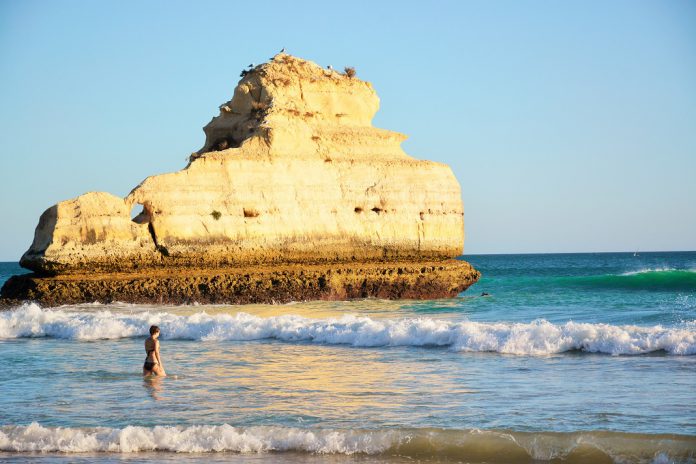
[1,252,695,463]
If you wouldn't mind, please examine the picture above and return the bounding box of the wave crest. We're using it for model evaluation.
[570,269,696,291]
[1,304,694,355]
[1,423,694,463]
[0,422,398,454]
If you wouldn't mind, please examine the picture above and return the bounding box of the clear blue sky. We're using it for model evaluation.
[1,0,695,260]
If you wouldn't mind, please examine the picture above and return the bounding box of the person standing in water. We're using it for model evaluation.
[143,325,167,377]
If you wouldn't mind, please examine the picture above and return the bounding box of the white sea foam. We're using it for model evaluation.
[620,267,694,276]
[1,423,694,463]
[0,422,400,454]
[1,303,695,355]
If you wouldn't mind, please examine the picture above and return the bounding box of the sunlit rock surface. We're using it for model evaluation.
[5,54,479,305]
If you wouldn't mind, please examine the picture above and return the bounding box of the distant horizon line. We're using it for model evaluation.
[462,250,696,256]
[0,249,695,264]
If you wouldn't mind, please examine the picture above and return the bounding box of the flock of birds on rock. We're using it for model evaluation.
[238,48,350,78]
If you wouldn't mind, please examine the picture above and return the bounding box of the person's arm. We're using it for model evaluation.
[155,340,165,370]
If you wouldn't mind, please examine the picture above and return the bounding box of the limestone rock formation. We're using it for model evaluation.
[21,192,156,275]
[5,54,478,304]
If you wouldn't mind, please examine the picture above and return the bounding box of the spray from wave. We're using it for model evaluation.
[0,423,694,463]
[621,267,681,276]
[1,304,694,355]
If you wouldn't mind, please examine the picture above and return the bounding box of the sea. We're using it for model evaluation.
[0,251,695,463]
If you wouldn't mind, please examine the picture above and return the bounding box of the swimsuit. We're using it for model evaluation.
[143,347,158,371]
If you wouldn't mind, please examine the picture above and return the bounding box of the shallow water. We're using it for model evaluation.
[1,252,695,463]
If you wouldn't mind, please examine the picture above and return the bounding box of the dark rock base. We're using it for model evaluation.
[1,260,480,307]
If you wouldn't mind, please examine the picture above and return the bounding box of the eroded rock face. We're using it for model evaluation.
[2,260,480,306]
[21,192,156,274]
[19,54,468,280]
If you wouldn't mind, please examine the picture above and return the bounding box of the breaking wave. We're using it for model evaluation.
[0,423,694,463]
[1,304,695,355]
[564,269,696,292]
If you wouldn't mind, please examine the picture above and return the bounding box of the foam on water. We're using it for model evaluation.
[1,423,694,463]
[1,304,694,355]
[0,422,398,454]
[621,268,680,276]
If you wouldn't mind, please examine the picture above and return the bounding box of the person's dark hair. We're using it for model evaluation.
[149,325,160,336]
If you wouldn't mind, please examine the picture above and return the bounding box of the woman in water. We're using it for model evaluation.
[143,325,167,377]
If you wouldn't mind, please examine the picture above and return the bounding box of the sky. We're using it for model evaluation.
[0,0,695,260]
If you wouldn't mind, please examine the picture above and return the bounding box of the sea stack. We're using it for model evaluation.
[1,54,479,305]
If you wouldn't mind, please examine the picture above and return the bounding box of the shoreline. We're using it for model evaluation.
[0,259,479,307]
